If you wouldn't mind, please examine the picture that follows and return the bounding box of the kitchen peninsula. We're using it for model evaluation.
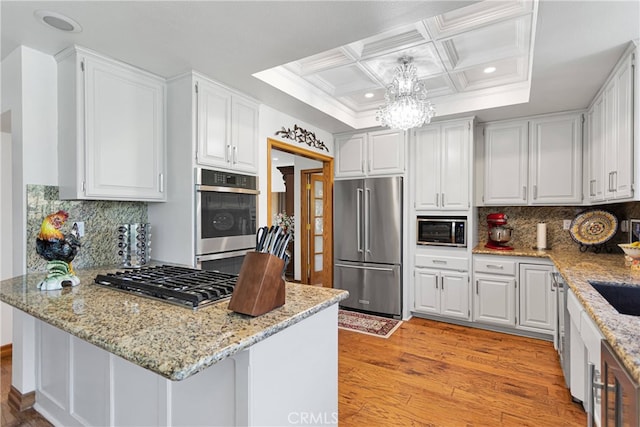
[0,265,348,427]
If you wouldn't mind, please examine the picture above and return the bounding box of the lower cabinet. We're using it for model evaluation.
[567,287,605,426]
[414,268,469,320]
[413,250,470,321]
[472,255,554,336]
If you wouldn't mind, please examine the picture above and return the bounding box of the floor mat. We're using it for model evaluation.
[338,309,402,338]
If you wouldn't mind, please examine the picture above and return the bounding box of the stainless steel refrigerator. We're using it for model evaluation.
[334,176,402,318]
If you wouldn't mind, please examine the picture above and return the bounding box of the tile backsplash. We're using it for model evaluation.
[478,202,640,253]
[27,185,147,273]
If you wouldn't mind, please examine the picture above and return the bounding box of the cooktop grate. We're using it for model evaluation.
[94,265,237,310]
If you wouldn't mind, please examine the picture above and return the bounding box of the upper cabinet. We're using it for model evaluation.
[414,119,472,211]
[481,112,583,206]
[57,46,166,201]
[335,129,405,178]
[585,50,635,203]
[196,79,258,173]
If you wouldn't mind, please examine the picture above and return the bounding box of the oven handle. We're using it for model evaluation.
[196,184,260,195]
[196,249,253,263]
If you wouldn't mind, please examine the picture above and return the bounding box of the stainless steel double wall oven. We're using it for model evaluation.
[195,168,258,275]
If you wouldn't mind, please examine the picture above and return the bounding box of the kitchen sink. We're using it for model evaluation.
[589,281,640,316]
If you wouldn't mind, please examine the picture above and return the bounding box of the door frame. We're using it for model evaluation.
[266,138,334,288]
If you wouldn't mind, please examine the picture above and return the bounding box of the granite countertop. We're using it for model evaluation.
[0,265,348,381]
[473,243,640,384]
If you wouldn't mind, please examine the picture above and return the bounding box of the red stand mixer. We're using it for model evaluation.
[485,213,514,251]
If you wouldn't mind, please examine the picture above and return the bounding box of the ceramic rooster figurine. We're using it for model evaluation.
[36,210,81,290]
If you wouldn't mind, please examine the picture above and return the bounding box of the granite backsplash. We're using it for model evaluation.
[27,185,147,273]
[478,202,640,253]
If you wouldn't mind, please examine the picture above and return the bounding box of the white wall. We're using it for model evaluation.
[257,104,334,227]
[1,45,58,346]
[1,129,13,346]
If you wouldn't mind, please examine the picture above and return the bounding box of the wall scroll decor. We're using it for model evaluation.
[275,124,328,152]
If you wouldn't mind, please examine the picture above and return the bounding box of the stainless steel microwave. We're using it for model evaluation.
[417,217,467,247]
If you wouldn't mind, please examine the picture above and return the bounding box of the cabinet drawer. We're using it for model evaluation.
[415,254,468,271]
[473,258,516,275]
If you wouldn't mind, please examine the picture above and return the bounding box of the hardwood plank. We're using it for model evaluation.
[339,317,586,426]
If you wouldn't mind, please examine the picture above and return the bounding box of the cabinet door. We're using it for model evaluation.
[231,97,258,173]
[473,274,516,326]
[529,114,582,204]
[483,121,528,205]
[441,271,469,320]
[367,129,405,175]
[587,97,605,202]
[603,81,618,200]
[611,55,634,199]
[414,126,441,209]
[196,81,232,168]
[440,122,470,210]
[84,56,165,200]
[335,133,366,177]
[414,269,440,314]
[518,263,554,332]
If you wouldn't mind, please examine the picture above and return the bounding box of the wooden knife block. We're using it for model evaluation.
[228,251,285,316]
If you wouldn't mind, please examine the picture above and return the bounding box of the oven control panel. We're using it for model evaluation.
[198,169,257,190]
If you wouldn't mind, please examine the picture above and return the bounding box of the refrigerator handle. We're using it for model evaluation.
[356,188,363,253]
[365,188,371,253]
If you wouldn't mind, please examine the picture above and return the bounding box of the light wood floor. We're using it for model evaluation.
[339,316,587,426]
[1,317,586,427]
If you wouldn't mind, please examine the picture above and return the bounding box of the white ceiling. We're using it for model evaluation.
[2,1,639,134]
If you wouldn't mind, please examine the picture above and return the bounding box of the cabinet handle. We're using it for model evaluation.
[435,193,439,207]
[611,171,618,191]
[588,362,605,427]
[475,280,479,295]
[589,179,596,197]
[441,192,445,206]
[433,259,447,264]
[533,185,538,200]
[441,277,444,291]
[522,186,527,201]
[435,276,439,290]
[227,144,232,163]
[486,264,504,269]
[233,146,238,164]
[159,173,164,193]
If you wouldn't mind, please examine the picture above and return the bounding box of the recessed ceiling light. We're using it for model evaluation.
[364,92,374,99]
[484,66,497,74]
[273,157,279,161]
[34,10,82,33]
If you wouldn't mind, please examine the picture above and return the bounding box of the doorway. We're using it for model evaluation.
[267,138,334,288]
[301,168,324,285]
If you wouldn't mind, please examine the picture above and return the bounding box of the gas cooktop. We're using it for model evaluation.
[94,265,237,310]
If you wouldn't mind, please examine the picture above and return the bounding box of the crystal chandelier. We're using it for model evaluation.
[376,56,435,130]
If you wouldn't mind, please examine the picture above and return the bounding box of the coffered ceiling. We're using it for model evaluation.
[1,1,639,133]
[255,1,537,129]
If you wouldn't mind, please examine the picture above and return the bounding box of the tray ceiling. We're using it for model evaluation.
[254,0,537,129]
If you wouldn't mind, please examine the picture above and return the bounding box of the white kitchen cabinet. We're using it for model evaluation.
[482,112,583,206]
[335,129,405,178]
[473,256,516,327]
[528,114,582,204]
[196,78,258,173]
[518,263,555,333]
[414,268,469,320]
[482,120,529,205]
[473,273,516,327]
[413,251,470,321]
[414,119,471,210]
[56,46,166,201]
[566,287,605,426]
[587,50,635,203]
